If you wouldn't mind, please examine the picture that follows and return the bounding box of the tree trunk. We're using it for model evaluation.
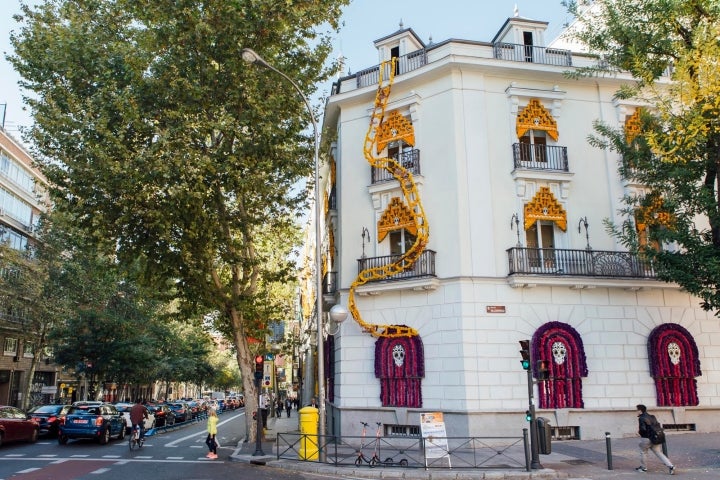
[229,307,260,442]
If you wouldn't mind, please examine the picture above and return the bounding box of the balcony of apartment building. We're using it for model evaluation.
[354,249,438,295]
[505,246,669,290]
[512,143,568,172]
[370,149,421,184]
[493,43,572,66]
[322,271,337,308]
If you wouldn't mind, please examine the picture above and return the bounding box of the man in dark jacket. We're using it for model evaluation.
[635,404,674,474]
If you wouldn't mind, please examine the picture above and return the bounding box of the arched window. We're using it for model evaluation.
[648,324,701,406]
[533,322,588,409]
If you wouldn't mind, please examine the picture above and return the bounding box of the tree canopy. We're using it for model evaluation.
[565,0,720,314]
[8,0,348,434]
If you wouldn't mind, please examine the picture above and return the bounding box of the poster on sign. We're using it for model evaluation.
[420,412,451,467]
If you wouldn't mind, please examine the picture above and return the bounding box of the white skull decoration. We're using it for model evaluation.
[392,344,406,367]
[667,342,681,366]
[552,341,567,365]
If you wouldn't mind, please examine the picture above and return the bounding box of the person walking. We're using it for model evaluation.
[205,409,219,459]
[635,404,674,474]
[285,397,292,418]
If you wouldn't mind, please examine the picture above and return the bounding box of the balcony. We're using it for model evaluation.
[507,247,657,280]
[353,49,428,91]
[355,250,437,295]
[512,143,568,171]
[323,271,337,295]
[371,149,421,184]
[493,43,572,66]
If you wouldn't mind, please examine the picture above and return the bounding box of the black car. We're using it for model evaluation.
[166,402,190,423]
[27,404,71,437]
[148,404,175,427]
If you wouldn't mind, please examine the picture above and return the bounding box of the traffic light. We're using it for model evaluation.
[536,359,550,381]
[519,340,530,370]
[525,410,532,422]
[254,355,264,380]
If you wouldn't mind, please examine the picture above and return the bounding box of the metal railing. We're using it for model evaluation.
[507,247,657,278]
[323,272,337,295]
[276,431,530,470]
[512,143,569,171]
[357,250,436,282]
[493,43,572,66]
[371,149,421,184]
[354,49,428,90]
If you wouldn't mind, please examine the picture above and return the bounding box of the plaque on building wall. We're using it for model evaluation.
[486,306,506,314]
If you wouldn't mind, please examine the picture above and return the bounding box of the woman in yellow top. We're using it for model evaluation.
[205,409,218,459]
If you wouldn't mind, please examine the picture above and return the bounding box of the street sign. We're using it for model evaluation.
[265,353,274,361]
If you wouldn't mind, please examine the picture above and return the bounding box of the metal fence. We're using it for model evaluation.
[507,247,657,278]
[276,431,531,470]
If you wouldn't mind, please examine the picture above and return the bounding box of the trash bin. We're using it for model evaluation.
[536,417,552,455]
[298,406,319,460]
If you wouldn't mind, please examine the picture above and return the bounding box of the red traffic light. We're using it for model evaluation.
[254,355,264,364]
[536,359,550,381]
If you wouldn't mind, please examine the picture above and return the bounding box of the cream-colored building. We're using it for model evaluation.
[313,15,719,441]
[0,126,59,407]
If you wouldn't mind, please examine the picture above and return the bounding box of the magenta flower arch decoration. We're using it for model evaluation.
[374,326,424,408]
[533,321,588,409]
[648,323,700,406]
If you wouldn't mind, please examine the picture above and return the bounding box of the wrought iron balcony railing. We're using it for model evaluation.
[357,250,436,282]
[507,247,657,278]
[323,271,337,295]
[354,49,428,90]
[371,149,421,184]
[512,143,569,171]
[493,43,573,66]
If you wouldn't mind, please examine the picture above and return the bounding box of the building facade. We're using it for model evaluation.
[0,126,66,407]
[316,15,720,441]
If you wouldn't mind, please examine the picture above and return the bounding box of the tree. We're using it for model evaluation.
[564,0,720,314]
[9,0,349,436]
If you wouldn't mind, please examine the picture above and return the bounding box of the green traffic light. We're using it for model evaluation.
[521,359,530,370]
[525,411,532,421]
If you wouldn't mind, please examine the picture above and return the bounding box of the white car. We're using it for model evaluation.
[114,403,155,432]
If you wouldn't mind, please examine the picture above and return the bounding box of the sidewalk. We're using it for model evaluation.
[230,414,720,479]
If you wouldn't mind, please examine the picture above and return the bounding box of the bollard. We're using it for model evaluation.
[605,431,613,470]
[298,406,319,460]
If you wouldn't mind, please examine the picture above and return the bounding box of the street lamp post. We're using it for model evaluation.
[240,47,327,454]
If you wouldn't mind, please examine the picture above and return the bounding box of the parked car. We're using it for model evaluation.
[114,403,155,433]
[58,403,125,445]
[166,402,190,423]
[27,404,71,437]
[183,400,199,419]
[147,404,175,427]
[0,406,39,446]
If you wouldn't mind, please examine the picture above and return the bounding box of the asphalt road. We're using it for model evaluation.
[0,409,336,480]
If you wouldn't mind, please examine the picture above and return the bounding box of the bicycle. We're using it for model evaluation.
[129,423,144,450]
[354,422,382,467]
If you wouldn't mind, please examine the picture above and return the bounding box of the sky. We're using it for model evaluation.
[0,1,570,139]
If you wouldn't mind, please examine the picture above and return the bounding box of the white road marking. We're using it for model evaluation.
[166,456,183,459]
[164,412,244,447]
[17,468,41,473]
[38,454,57,457]
[101,455,121,458]
[90,468,110,474]
[5,454,25,457]
[71,454,90,457]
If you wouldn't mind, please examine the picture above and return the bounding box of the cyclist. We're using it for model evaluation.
[130,399,149,440]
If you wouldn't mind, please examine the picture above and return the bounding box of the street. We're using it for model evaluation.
[0,410,327,480]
